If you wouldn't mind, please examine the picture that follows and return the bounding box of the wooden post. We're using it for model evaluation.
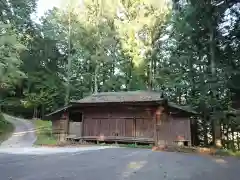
[134,117,136,138]
[153,112,157,146]
[81,113,84,137]
[59,112,69,143]
[154,106,164,146]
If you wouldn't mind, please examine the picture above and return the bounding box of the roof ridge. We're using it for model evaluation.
[70,90,163,103]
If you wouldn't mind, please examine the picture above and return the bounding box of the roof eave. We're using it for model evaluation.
[45,104,72,117]
[167,102,198,115]
[70,100,163,104]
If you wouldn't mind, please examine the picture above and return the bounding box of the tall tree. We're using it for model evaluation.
[0,22,26,109]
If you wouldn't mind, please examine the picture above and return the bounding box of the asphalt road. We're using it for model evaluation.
[0,115,239,180]
[1,114,36,148]
[0,147,239,180]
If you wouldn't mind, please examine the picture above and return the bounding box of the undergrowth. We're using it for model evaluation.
[0,113,14,143]
[214,149,240,157]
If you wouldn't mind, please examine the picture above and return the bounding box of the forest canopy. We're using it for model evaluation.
[0,0,240,147]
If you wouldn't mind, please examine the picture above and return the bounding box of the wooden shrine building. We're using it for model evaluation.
[46,91,197,146]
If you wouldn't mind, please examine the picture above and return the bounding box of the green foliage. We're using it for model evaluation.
[214,149,240,157]
[0,0,240,149]
[0,23,26,91]
[0,113,14,143]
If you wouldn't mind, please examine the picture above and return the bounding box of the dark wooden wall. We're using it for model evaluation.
[156,114,191,145]
[82,105,155,138]
[51,104,192,145]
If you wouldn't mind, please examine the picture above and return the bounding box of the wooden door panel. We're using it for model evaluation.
[156,120,172,145]
[116,119,126,137]
[125,118,135,137]
[136,118,153,138]
[99,119,109,136]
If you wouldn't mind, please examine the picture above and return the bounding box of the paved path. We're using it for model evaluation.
[0,114,111,154]
[0,147,239,180]
[1,114,36,148]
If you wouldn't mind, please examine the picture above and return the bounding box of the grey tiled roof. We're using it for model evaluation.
[70,91,163,103]
[46,91,198,117]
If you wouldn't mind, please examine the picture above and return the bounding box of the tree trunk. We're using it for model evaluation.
[211,117,215,145]
[177,88,181,104]
[102,72,106,91]
[148,60,153,91]
[41,104,44,119]
[237,131,240,151]
[126,59,133,91]
[33,107,37,119]
[231,122,235,151]
[65,10,72,105]
[226,123,229,149]
[94,64,99,93]
[203,119,208,146]
[188,56,196,104]
[209,20,220,147]
[152,55,157,90]
[93,0,103,94]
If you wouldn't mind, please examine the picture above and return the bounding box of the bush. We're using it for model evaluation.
[0,113,14,143]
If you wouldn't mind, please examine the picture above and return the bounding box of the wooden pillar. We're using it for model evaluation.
[153,113,157,146]
[81,113,84,137]
[59,112,69,142]
[154,106,164,146]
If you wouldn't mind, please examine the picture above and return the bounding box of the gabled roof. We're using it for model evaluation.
[70,91,163,104]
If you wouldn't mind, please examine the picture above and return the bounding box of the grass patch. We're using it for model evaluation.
[214,149,240,157]
[0,113,14,144]
[34,119,57,145]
